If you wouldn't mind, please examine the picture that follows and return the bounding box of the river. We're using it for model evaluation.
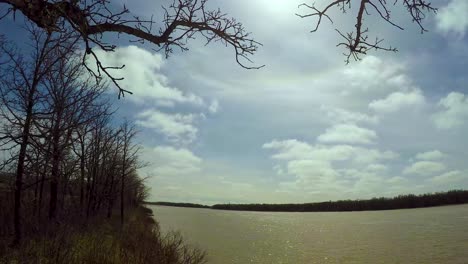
[149,204,468,264]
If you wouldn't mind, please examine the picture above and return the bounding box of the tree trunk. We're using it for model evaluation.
[48,112,62,220]
[38,142,51,218]
[120,148,127,226]
[106,168,115,218]
[12,90,35,246]
[79,134,85,214]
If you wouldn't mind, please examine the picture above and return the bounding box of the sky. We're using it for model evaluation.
[1,0,468,204]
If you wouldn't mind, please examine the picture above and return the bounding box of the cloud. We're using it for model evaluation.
[369,89,425,113]
[386,176,408,185]
[317,124,377,145]
[403,161,446,176]
[208,99,219,114]
[136,109,199,144]
[263,138,400,198]
[263,139,396,164]
[430,170,465,184]
[139,146,202,177]
[262,139,314,160]
[436,0,468,37]
[433,92,468,129]
[342,56,410,93]
[366,164,388,173]
[415,150,446,161]
[91,45,204,106]
[353,149,398,164]
[286,159,338,187]
[321,106,379,125]
[273,165,284,175]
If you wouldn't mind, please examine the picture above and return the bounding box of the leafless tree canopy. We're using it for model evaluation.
[0,0,263,97]
[0,27,147,245]
[297,0,437,63]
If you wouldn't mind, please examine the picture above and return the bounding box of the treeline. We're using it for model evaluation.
[0,26,145,246]
[145,201,210,209]
[211,190,468,212]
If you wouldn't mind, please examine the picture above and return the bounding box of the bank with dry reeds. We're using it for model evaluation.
[0,206,206,264]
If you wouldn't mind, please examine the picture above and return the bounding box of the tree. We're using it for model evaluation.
[0,23,149,247]
[118,121,139,226]
[0,0,262,97]
[297,0,437,63]
[38,43,107,219]
[0,27,77,245]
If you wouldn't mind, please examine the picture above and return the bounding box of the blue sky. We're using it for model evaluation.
[2,0,468,204]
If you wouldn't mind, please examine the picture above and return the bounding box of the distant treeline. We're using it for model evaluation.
[211,190,468,212]
[145,201,210,209]
[146,190,468,212]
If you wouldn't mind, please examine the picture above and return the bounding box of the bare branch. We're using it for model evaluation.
[298,0,436,62]
[0,0,263,96]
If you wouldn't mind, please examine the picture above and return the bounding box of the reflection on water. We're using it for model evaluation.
[150,204,468,264]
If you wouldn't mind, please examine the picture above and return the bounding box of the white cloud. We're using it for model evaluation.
[263,140,352,162]
[387,176,408,185]
[136,109,198,144]
[139,146,202,177]
[353,149,398,164]
[433,92,468,129]
[430,170,466,184]
[403,161,446,176]
[436,0,468,37]
[415,150,446,161]
[263,139,396,164]
[317,124,377,145]
[366,164,388,173]
[91,45,204,106]
[342,56,410,93]
[286,159,338,186]
[209,99,220,114]
[262,139,315,160]
[321,106,379,124]
[369,89,425,113]
[263,138,400,197]
[273,165,284,175]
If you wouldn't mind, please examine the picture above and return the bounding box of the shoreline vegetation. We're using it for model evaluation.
[0,206,206,264]
[147,190,468,212]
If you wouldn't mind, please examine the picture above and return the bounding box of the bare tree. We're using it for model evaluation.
[118,121,139,226]
[297,0,437,63]
[0,27,77,245]
[37,47,107,219]
[0,0,263,97]
[0,25,149,249]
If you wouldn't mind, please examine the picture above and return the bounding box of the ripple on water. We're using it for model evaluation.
[151,204,468,264]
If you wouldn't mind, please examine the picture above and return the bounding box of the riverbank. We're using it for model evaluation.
[0,206,206,264]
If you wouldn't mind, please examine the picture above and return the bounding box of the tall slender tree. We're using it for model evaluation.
[0,26,78,245]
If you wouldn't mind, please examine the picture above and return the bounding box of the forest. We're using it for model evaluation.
[211,190,468,212]
[0,26,205,263]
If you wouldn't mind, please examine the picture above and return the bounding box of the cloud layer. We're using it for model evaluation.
[436,0,468,37]
[74,1,468,203]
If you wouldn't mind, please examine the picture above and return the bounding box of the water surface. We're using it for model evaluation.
[150,204,468,264]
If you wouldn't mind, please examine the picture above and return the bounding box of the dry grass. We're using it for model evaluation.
[0,207,206,264]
